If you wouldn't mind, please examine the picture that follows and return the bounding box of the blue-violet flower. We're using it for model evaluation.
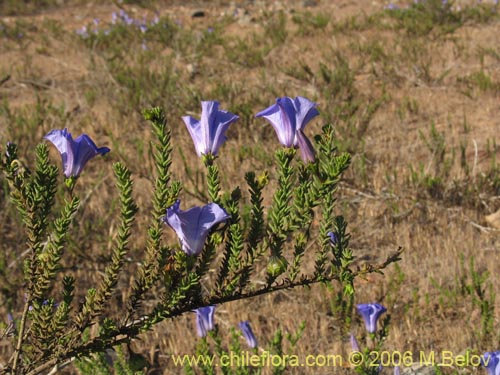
[356,303,387,333]
[182,101,239,157]
[350,333,360,352]
[255,96,319,162]
[239,321,258,348]
[327,231,338,246]
[44,128,110,178]
[194,306,215,337]
[482,351,500,375]
[163,200,230,256]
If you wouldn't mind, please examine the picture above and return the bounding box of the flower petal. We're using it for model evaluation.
[73,134,110,176]
[44,128,75,177]
[256,103,290,146]
[182,116,204,156]
[276,97,297,147]
[201,101,220,154]
[164,200,230,256]
[293,96,319,131]
[296,130,316,163]
[211,110,239,155]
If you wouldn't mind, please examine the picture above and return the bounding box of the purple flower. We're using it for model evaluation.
[350,333,360,352]
[118,9,134,25]
[385,3,399,10]
[44,128,110,178]
[255,96,318,162]
[182,101,239,157]
[163,200,230,256]
[356,303,387,333]
[28,299,58,311]
[394,366,401,375]
[238,321,258,348]
[327,231,338,245]
[76,26,89,38]
[482,352,500,375]
[194,306,215,337]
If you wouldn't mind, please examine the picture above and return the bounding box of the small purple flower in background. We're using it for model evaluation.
[255,96,319,162]
[350,333,360,352]
[394,366,401,375]
[482,352,500,375]
[76,26,89,38]
[44,128,110,178]
[163,200,230,256]
[327,231,338,246]
[384,3,399,10]
[194,306,215,337]
[238,321,258,348]
[356,303,387,333]
[28,299,58,311]
[182,101,239,157]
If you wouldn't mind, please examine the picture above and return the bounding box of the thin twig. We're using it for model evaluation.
[11,299,30,374]
[472,139,478,181]
[0,75,11,86]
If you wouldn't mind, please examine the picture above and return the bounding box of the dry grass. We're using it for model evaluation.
[0,0,500,374]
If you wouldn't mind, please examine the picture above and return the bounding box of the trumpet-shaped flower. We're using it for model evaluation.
[44,128,110,178]
[238,321,258,348]
[182,101,239,157]
[482,352,500,375]
[255,96,319,162]
[194,306,215,337]
[356,303,387,333]
[163,200,230,256]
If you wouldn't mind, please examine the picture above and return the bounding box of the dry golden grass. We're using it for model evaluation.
[0,0,499,374]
